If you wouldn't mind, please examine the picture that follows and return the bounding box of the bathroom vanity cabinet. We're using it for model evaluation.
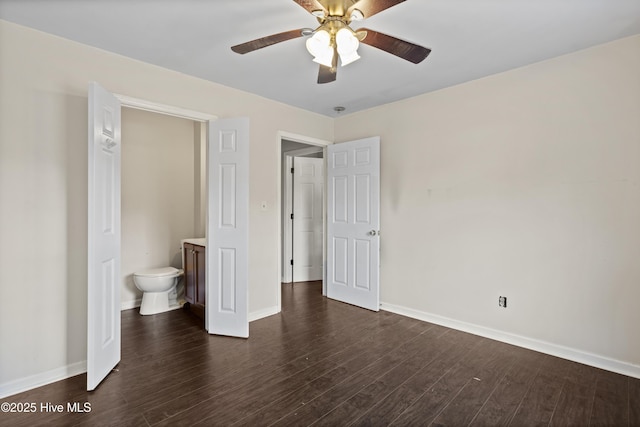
[183,242,205,319]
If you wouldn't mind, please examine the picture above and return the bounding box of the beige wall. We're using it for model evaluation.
[335,35,640,371]
[0,19,333,393]
[121,108,197,308]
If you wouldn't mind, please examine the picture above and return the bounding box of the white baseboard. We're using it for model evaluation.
[249,306,280,323]
[121,298,141,311]
[380,302,640,380]
[0,360,86,399]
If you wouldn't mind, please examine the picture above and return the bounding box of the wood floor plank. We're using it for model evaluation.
[128,313,377,410]
[349,329,481,427]
[589,370,629,427]
[310,325,450,426]
[468,347,543,426]
[261,325,435,427]
[429,342,522,426]
[131,305,387,424]
[548,360,599,426]
[170,318,429,426]
[630,377,640,427]
[387,337,506,426]
[508,355,570,426]
[233,361,376,427]
[121,286,375,403]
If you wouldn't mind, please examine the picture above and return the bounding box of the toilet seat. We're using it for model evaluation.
[134,267,183,278]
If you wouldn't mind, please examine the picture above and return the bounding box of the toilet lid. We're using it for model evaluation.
[134,267,183,278]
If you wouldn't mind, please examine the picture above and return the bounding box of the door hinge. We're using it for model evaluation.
[291,167,294,174]
[290,259,294,266]
[290,213,294,220]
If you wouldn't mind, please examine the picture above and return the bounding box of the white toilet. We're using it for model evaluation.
[133,267,184,315]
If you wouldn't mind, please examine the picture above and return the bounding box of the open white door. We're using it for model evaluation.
[293,157,324,282]
[206,118,249,337]
[327,137,380,311]
[87,82,121,390]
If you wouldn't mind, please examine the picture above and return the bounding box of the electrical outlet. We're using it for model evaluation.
[499,296,507,308]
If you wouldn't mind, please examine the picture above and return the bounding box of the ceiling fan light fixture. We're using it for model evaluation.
[313,49,333,67]
[306,30,334,67]
[336,28,360,66]
[349,9,364,21]
[306,30,330,56]
[339,50,360,66]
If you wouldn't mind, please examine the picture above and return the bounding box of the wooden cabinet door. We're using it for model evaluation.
[195,246,206,306]
[183,243,196,304]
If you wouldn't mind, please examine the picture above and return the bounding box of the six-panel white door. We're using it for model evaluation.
[327,137,380,311]
[293,157,324,282]
[207,118,249,338]
[87,82,121,390]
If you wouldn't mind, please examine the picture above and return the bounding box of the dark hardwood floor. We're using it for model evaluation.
[2,281,639,426]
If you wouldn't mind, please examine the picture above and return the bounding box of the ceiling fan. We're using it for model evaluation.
[231,0,431,84]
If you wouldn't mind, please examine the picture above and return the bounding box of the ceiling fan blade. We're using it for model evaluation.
[347,0,406,19]
[357,28,431,64]
[231,29,306,54]
[317,64,336,84]
[292,0,327,15]
[317,45,338,84]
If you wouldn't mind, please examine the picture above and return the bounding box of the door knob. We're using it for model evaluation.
[368,230,377,236]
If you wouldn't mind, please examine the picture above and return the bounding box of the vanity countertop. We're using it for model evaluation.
[181,237,206,247]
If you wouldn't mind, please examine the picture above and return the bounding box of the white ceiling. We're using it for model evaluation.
[1,0,639,117]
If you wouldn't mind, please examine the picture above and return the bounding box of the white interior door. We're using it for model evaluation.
[327,137,380,311]
[293,157,324,282]
[207,118,249,337]
[87,82,121,390]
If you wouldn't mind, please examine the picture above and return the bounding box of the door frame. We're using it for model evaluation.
[277,131,332,312]
[112,94,217,314]
[109,101,214,274]
[282,146,324,283]
[113,95,216,254]
[114,95,217,122]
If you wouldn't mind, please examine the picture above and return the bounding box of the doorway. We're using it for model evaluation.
[276,134,381,312]
[282,142,324,284]
[120,107,205,311]
[112,96,250,339]
[277,133,331,311]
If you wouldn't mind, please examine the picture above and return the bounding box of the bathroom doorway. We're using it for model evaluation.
[120,108,206,312]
